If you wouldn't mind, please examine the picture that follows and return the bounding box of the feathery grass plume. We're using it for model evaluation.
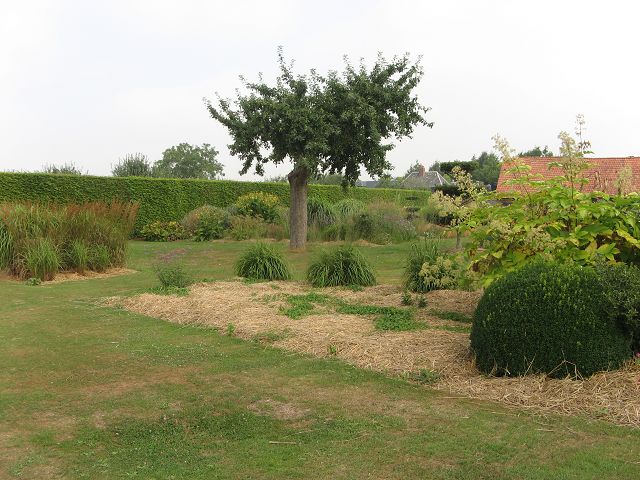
[403,239,441,293]
[235,242,292,281]
[306,245,376,287]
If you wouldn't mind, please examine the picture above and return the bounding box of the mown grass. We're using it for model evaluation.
[0,239,639,479]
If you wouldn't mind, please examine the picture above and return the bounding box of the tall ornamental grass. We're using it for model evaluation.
[0,201,138,280]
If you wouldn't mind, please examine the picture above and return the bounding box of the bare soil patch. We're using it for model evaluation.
[112,281,640,427]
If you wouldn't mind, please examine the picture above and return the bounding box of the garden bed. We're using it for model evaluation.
[110,281,640,427]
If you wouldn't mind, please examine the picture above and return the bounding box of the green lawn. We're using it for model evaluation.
[1,240,639,479]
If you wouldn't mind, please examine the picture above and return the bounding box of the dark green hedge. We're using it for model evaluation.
[0,172,428,233]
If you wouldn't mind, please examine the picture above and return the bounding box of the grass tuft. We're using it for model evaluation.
[307,245,376,287]
[235,243,291,281]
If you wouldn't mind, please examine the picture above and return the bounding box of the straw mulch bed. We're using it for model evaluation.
[0,268,137,284]
[110,281,640,428]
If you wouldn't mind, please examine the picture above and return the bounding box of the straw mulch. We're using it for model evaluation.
[111,281,640,427]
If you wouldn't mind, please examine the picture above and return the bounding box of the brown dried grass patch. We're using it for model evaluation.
[112,281,640,427]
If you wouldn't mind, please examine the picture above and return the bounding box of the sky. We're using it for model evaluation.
[1,0,639,180]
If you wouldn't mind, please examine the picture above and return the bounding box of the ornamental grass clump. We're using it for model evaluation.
[235,243,292,281]
[307,245,376,287]
[0,201,137,280]
[471,259,630,378]
[307,197,337,228]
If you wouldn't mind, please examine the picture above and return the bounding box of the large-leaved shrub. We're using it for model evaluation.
[235,192,280,223]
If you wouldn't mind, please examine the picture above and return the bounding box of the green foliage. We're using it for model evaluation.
[193,207,229,241]
[417,295,427,308]
[140,221,188,242]
[333,198,365,219]
[25,277,42,286]
[235,243,292,281]
[235,192,280,223]
[154,143,223,180]
[0,172,428,235]
[471,260,630,378]
[336,303,419,331]
[407,368,441,385]
[403,240,441,293]
[401,291,413,305]
[206,49,431,184]
[112,153,153,177]
[154,260,193,289]
[23,238,60,281]
[0,202,136,279]
[419,255,464,291]
[42,162,84,175]
[228,216,268,241]
[518,146,554,157]
[281,292,331,319]
[66,240,89,273]
[181,205,227,236]
[307,245,376,287]
[88,244,112,272]
[307,197,337,227]
[351,201,416,244]
[431,310,471,323]
[596,262,640,352]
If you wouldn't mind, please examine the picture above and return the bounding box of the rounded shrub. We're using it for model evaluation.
[235,192,280,223]
[193,206,229,241]
[140,221,187,242]
[471,259,630,378]
[307,245,376,287]
[235,243,291,281]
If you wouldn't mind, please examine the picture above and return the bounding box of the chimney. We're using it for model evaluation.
[417,163,425,177]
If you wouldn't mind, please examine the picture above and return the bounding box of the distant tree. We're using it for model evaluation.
[471,151,501,187]
[438,160,478,176]
[309,173,344,185]
[112,153,153,177]
[206,50,431,249]
[42,162,85,175]
[154,143,223,179]
[404,160,423,177]
[518,146,554,157]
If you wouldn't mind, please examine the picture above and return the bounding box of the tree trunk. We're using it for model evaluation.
[288,166,309,250]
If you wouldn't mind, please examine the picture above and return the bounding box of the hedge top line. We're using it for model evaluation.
[0,172,429,232]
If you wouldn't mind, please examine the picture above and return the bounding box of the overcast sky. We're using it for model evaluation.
[2,0,639,180]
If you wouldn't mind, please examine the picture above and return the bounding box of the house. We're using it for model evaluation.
[496,157,640,195]
[357,164,448,189]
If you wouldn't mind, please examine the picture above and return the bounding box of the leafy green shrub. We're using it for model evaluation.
[307,245,376,287]
[88,244,111,272]
[228,215,268,241]
[154,261,193,288]
[403,240,440,293]
[140,221,187,242]
[234,243,291,281]
[193,207,229,241]
[235,192,280,223]
[181,205,219,234]
[66,240,89,273]
[307,197,336,227]
[471,259,631,378]
[23,238,60,281]
[596,262,640,352]
[419,255,464,291]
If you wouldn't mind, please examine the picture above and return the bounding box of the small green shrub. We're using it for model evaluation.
[235,243,291,281]
[228,216,268,241]
[471,259,631,378]
[194,207,229,241]
[235,192,280,223]
[88,244,111,272]
[408,368,441,385]
[66,240,89,273]
[417,295,427,308]
[25,277,42,286]
[182,205,226,236]
[307,245,376,287]
[23,238,60,281]
[154,261,193,288]
[403,240,441,293]
[140,221,187,242]
[419,255,464,291]
[596,262,640,352]
[307,197,336,227]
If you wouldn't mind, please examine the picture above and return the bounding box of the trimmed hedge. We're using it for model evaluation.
[0,172,429,234]
[470,259,630,378]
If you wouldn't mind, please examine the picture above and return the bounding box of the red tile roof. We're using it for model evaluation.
[496,157,640,195]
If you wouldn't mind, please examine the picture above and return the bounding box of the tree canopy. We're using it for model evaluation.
[154,143,223,180]
[112,153,153,177]
[206,50,431,248]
